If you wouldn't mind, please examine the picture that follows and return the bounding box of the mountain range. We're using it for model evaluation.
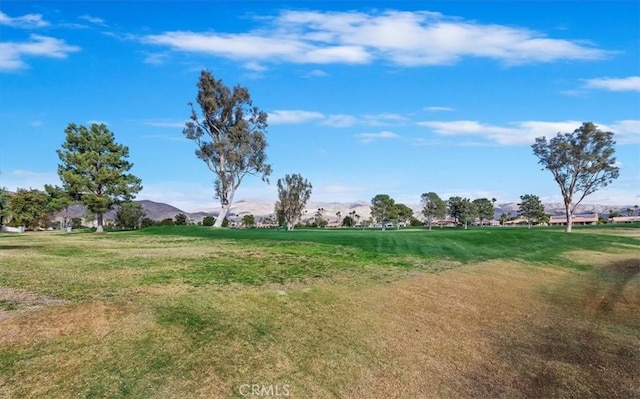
[60,199,637,223]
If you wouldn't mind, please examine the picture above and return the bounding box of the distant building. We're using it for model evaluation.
[548,213,598,226]
[609,216,640,224]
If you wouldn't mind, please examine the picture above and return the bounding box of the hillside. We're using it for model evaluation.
[55,199,636,224]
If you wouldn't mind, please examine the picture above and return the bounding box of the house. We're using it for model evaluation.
[548,213,598,226]
[609,216,640,224]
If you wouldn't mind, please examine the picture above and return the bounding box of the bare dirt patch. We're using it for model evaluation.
[0,286,67,322]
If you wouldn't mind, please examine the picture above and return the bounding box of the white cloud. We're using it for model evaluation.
[425,106,454,112]
[583,76,640,92]
[267,110,410,127]
[79,14,107,26]
[0,34,80,71]
[268,110,324,124]
[362,112,410,126]
[141,10,608,68]
[143,52,168,65]
[322,114,359,127]
[598,120,640,145]
[0,11,49,28]
[358,131,399,143]
[304,69,329,78]
[418,120,640,146]
[1,170,60,191]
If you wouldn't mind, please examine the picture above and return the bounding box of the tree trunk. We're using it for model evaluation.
[214,205,228,228]
[565,202,573,233]
[213,188,236,228]
[96,213,104,233]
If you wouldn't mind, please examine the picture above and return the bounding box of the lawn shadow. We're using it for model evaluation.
[464,258,640,398]
[597,258,640,312]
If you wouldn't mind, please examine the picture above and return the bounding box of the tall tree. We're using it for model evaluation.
[115,201,146,229]
[459,198,476,230]
[447,196,465,225]
[184,70,272,228]
[421,192,446,230]
[57,123,142,233]
[7,188,49,229]
[518,194,546,229]
[370,194,396,230]
[274,173,312,231]
[472,198,494,227]
[532,122,619,232]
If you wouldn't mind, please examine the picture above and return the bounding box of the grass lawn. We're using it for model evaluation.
[0,226,638,398]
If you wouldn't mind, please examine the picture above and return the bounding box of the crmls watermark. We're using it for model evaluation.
[238,384,290,397]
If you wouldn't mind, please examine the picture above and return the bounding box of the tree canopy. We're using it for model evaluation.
[370,194,396,229]
[115,202,146,229]
[57,123,142,232]
[7,188,48,229]
[472,198,495,227]
[532,122,619,232]
[518,194,546,229]
[421,192,446,230]
[274,173,312,230]
[184,70,272,228]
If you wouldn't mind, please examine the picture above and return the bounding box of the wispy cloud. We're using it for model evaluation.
[143,120,187,128]
[358,131,399,143]
[0,35,80,71]
[304,69,329,78]
[425,106,454,112]
[583,76,640,92]
[322,114,359,127]
[268,110,324,124]
[0,11,49,29]
[142,52,169,65]
[79,14,107,27]
[268,109,411,127]
[1,169,60,191]
[418,120,640,146]
[141,10,608,69]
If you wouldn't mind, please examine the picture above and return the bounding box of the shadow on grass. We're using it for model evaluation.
[466,258,640,398]
[598,258,640,312]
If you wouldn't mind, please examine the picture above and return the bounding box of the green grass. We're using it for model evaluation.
[134,225,638,265]
[0,226,638,398]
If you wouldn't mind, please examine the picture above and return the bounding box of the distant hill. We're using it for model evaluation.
[55,199,636,223]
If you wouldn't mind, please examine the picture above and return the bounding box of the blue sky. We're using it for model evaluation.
[1,1,639,212]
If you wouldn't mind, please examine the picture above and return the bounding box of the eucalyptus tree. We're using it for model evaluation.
[532,122,619,232]
[421,192,446,230]
[274,173,312,230]
[57,123,142,233]
[184,70,272,228]
[518,194,546,229]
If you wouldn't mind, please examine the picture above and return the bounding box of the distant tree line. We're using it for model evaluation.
[0,72,623,234]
